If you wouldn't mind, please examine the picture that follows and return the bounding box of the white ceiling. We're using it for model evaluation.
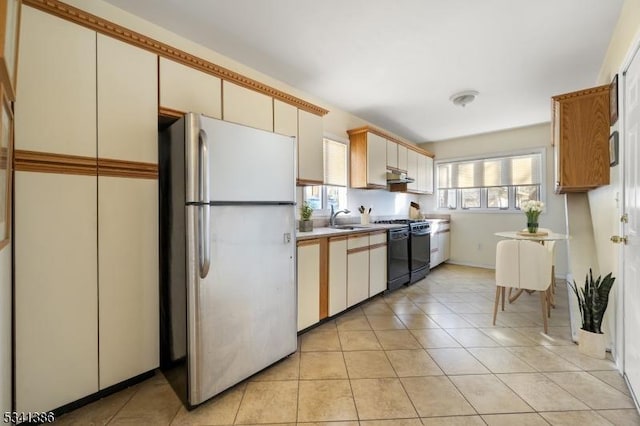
[104,0,623,142]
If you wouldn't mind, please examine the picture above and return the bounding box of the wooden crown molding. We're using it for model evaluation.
[552,85,609,101]
[347,126,435,158]
[23,0,329,117]
[15,150,158,178]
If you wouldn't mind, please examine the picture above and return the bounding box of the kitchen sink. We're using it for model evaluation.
[332,225,372,230]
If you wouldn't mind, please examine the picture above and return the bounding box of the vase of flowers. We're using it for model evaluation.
[520,200,544,233]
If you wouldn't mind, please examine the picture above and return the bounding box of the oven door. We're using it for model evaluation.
[410,228,430,282]
[388,228,410,290]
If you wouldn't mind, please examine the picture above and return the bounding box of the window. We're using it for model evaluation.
[436,151,543,212]
[303,138,348,214]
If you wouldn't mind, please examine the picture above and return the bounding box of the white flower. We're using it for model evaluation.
[520,200,544,214]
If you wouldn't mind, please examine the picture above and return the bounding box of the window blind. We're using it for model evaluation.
[437,153,541,189]
[323,138,347,186]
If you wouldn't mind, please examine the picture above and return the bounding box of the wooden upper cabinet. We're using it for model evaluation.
[274,99,298,137]
[159,57,221,119]
[552,85,610,193]
[97,34,157,163]
[348,130,386,188]
[349,126,433,190]
[297,109,324,184]
[15,6,96,157]
[222,81,273,132]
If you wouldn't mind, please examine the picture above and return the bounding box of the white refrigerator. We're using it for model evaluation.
[159,113,297,407]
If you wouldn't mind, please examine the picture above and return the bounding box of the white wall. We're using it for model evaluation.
[0,246,11,414]
[419,123,568,275]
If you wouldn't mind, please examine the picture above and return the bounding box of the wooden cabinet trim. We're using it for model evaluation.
[319,238,328,320]
[158,106,184,119]
[369,242,387,250]
[368,230,387,236]
[98,158,158,179]
[347,126,434,158]
[551,84,608,101]
[23,0,329,117]
[328,235,348,242]
[297,238,321,247]
[15,149,97,176]
[15,150,159,178]
[296,178,323,186]
[347,245,370,255]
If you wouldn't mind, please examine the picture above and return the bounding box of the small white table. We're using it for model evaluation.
[494,231,570,242]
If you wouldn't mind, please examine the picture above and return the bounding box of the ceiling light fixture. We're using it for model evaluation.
[450,90,479,107]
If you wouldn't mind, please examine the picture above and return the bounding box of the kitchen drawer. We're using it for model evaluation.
[369,231,386,245]
[347,234,369,249]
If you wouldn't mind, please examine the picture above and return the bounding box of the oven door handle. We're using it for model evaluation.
[390,234,409,241]
[412,231,430,236]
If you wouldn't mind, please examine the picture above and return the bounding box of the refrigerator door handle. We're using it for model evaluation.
[199,129,210,203]
[199,205,211,278]
[198,128,211,278]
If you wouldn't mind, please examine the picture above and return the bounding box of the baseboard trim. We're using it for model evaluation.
[48,370,155,421]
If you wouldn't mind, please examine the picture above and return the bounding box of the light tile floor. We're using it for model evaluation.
[56,264,640,425]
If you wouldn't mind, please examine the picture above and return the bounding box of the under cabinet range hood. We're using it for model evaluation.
[386,171,415,184]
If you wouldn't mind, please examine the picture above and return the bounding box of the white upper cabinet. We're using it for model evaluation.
[274,99,298,137]
[222,81,273,132]
[159,57,221,118]
[424,155,434,194]
[367,132,387,187]
[97,34,157,163]
[386,139,398,170]
[406,149,418,192]
[297,109,324,184]
[398,145,408,172]
[16,7,96,156]
[417,153,427,193]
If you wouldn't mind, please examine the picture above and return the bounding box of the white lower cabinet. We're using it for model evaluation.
[98,177,159,389]
[347,234,369,307]
[297,241,320,331]
[439,229,450,263]
[368,232,387,296]
[328,237,347,316]
[15,172,99,412]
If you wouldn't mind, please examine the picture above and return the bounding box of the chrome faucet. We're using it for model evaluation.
[330,205,351,227]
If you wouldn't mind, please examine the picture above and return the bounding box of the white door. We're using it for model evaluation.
[623,46,640,403]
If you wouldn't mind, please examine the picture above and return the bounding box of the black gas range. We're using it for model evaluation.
[375,219,431,290]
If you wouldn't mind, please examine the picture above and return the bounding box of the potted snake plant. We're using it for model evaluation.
[569,269,615,359]
[299,201,313,232]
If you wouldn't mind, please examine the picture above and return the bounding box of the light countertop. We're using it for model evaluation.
[296,224,404,241]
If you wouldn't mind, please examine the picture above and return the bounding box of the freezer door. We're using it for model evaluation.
[186,205,297,405]
[198,115,296,202]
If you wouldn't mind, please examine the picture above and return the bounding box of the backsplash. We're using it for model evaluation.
[296,187,427,221]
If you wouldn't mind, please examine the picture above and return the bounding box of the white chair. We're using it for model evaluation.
[512,228,556,312]
[494,239,553,333]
